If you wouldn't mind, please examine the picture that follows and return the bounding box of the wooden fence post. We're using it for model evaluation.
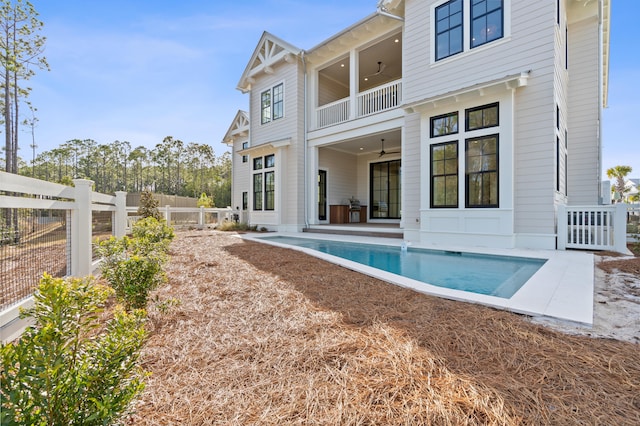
[71,179,94,277]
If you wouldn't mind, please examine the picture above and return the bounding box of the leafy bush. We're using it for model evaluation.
[197,192,214,208]
[137,191,162,221]
[95,217,173,310]
[0,274,147,425]
[131,217,175,255]
[216,221,257,232]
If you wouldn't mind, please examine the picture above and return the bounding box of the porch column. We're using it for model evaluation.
[307,146,319,225]
[349,49,357,120]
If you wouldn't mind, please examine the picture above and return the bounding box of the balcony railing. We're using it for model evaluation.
[316,97,350,129]
[315,79,402,129]
[357,79,402,118]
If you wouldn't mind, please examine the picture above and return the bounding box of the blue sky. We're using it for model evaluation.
[25,0,639,180]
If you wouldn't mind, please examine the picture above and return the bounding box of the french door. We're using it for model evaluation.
[370,160,401,219]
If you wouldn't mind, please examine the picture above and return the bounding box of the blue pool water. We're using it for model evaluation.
[261,236,546,298]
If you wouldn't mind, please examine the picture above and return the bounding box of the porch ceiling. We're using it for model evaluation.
[322,130,401,156]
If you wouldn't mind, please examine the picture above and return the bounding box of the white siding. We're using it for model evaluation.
[248,58,306,230]
[567,16,601,205]
[319,148,358,208]
[402,112,421,233]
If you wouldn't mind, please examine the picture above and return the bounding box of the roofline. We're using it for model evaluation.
[306,8,403,55]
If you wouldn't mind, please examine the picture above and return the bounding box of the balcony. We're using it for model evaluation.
[315,79,403,129]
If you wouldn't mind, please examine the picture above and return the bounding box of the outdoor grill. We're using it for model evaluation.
[349,198,361,223]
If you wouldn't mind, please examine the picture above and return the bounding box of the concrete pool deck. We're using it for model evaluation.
[245,232,594,325]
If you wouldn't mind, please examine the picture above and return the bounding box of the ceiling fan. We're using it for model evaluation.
[364,61,387,80]
[378,139,400,157]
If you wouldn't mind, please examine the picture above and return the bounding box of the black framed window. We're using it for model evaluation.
[253,173,263,210]
[261,83,284,124]
[370,160,401,219]
[431,141,458,208]
[242,191,248,210]
[261,90,271,124]
[470,0,503,49]
[253,157,262,170]
[318,170,327,221]
[264,171,275,210]
[265,154,275,168]
[435,0,463,61]
[242,142,248,163]
[272,83,284,120]
[253,155,275,211]
[431,112,459,137]
[466,102,498,131]
[466,135,498,208]
[556,136,560,192]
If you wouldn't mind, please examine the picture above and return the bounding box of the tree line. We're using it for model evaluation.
[15,136,232,207]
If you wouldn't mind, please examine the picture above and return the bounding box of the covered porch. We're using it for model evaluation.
[309,128,403,228]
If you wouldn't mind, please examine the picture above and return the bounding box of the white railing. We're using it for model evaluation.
[557,204,628,253]
[314,79,403,130]
[126,205,233,232]
[316,97,350,128]
[357,79,402,118]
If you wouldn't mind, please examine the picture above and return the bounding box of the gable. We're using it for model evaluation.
[237,32,302,93]
[222,110,249,146]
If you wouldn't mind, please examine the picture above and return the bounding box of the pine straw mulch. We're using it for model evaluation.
[127,230,640,425]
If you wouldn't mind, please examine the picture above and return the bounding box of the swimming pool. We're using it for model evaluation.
[260,236,546,298]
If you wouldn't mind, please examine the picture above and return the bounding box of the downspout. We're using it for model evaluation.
[597,0,605,204]
[302,51,309,229]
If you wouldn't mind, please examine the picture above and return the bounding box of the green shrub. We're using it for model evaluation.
[95,236,167,310]
[0,274,147,425]
[131,216,174,255]
[95,217,174,310]
[216,221,257,232]
[197,192,214,208]
[137,191,162,221]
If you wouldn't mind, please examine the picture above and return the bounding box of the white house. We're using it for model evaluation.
[223,0,610,251]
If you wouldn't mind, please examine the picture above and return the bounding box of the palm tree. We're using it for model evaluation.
[606,165,633,203]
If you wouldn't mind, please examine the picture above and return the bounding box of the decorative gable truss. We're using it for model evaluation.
[222,110,249,146]
[237,32,301,93]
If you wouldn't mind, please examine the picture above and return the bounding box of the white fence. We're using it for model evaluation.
[1,173,234,342]
[0,172,126,341]
[126,205,233,232]
[557,203,629,253]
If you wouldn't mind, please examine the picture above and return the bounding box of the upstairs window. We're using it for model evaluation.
[261,83,284,124]
[260,90,271,124]
[272,84,284,120]
[470,0,504,48]
[433,0,507,62]
[435,0,463,61]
